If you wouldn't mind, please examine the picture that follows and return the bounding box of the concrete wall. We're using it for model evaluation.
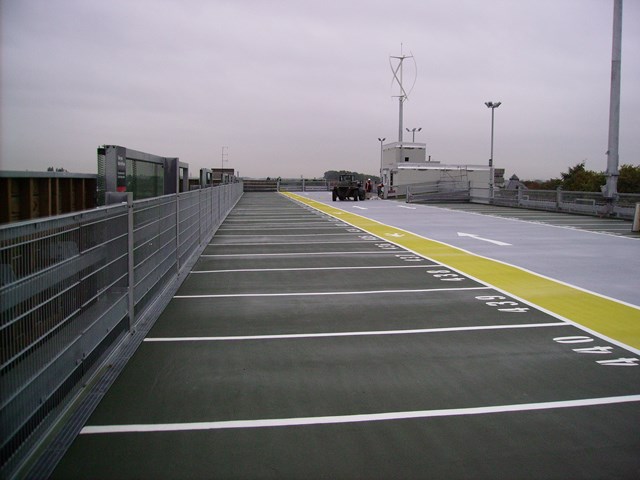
[382,142,427,169]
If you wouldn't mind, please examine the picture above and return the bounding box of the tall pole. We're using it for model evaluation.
[378,138,386,177]
[390,47,412,162]
[485,101,501,199]
[490,107,494,198]
[406,127,421,142]
[398,47,404,142]
[605,0,622,200]
[490,108,495,169]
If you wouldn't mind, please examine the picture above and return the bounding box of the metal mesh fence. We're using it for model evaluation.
[0,183,243,478]
[493,189,639,219]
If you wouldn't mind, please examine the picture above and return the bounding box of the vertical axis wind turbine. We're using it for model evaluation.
[389,45,417,143]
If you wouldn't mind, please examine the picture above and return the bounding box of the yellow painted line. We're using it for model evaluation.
[283,192,640,351]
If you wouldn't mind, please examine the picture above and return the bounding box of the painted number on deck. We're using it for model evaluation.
[427,269,465,282]
[475,295,529,313]
[395,253,424,262]
[375,243,399,250]
[553,336,639,367]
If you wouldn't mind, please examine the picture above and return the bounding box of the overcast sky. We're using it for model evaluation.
[1,0,638,180]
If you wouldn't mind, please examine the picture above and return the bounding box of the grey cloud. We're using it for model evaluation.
[1,0,638,180]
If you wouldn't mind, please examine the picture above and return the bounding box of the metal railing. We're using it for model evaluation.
[406,181,471,203]
[277,179,329,192]
[0,182,243,479]
[493,188,640,219]
[404,182,639,219]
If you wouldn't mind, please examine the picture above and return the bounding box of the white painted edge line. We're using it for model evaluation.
[190,265,439,274]
[173,286,492,299]
[144,322,568,342]
[80,394,640,435]
[422,204,639,241]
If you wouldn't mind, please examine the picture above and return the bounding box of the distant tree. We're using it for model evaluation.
[522,178,562,190]
[559,162,605,192]
[324,170,380,183]
[617,164,640,193]
[323,170,351,182]
[544,178,563,190]
[520,162,639,193]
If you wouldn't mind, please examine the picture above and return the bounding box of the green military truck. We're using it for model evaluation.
[332,174,366,201]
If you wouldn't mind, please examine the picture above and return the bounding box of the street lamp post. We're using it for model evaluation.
[405,127,422,142]
[485,101,501,198]
[377,137,386,176]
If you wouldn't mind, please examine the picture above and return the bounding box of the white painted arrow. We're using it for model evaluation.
[457,232,511,246]
[386,233,405,238]
[353,206,367,210]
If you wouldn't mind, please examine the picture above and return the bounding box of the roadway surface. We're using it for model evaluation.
[52,192,640,479]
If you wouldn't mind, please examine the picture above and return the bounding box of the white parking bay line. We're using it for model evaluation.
[144,322,567,342]
[208,241,379,246]
[191,265,438,274]
[174,286,492,299]
[214,233,362,237]
[80,395,640,435]
[201,251,404,257]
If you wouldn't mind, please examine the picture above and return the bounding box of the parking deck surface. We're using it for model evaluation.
[52,192,640,479]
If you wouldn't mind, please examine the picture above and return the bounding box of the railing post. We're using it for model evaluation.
[198,189,202,245]
[127,193,135,330]
[556,187,562,210]
[633,203,640,232]
[176,193,180,272]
